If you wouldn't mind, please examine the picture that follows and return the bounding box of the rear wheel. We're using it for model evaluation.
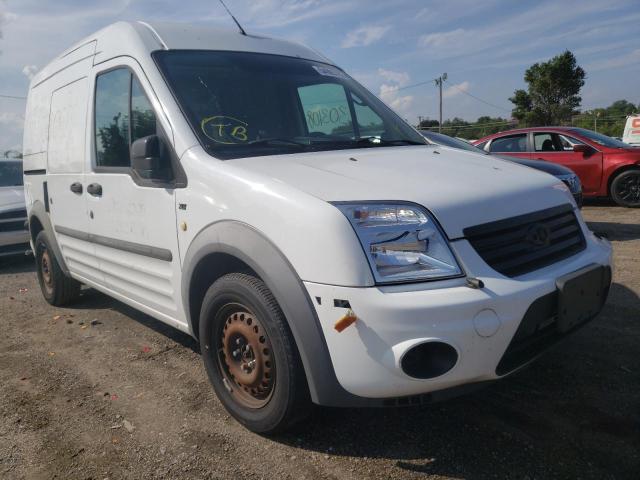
[611,169,640,207]
[34,231,81,305]
[199,273,310,433]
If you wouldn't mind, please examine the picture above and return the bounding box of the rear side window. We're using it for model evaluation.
[95,68,157,168]
[489,134,527,153]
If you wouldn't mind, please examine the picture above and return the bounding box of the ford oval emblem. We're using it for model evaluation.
[526,223,551,248]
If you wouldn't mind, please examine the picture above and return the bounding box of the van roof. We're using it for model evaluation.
[30,21,331,87]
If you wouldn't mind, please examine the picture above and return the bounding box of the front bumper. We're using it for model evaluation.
[304,231,612,400]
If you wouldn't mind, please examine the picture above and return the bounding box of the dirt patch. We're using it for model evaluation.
[1,202,638,479]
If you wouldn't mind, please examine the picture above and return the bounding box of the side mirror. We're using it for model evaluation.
[131,135,171,181]
[573,144,590,154]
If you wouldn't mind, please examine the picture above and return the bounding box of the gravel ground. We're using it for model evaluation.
[1,202,638,480]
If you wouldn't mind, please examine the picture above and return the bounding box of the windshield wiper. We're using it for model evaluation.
[248,138,308,147]
[348,137,426,147]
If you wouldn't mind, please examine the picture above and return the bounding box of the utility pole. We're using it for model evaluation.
[594,111,600,133]
[434,73,447,133]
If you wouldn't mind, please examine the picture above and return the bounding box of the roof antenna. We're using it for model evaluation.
[218,0,247,36]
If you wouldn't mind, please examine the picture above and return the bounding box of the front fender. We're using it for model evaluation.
[181,220,377,407]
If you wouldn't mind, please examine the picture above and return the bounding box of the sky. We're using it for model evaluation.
[1,0,639,151]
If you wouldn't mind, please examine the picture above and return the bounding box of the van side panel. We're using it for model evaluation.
[48,78,89,174]
[22,84,51,171]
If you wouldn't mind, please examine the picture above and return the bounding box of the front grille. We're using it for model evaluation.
[0,208,27,233]
[464,204,586,277]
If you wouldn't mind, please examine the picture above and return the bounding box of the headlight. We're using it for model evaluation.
[334,202,463,283]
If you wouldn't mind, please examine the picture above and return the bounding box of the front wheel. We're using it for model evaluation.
[611,169,640,207]
[199,273,310,433]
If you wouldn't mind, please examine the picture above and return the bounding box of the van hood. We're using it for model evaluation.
[0,186,25,211]
[232,145,573,238]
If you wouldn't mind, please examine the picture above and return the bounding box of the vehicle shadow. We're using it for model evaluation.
[272,282,640,478]
[65,288,200,353]
[586,221,640,241]
[0,256,198,352]
[0,255,35,274]
[5,253,638,477]
[582,198,617,207]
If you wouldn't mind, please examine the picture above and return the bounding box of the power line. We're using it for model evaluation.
[0,94,27,100]
[443,79,512,113]
[395,79,437,92]
[395,73,512,114]
[420,120,516,130]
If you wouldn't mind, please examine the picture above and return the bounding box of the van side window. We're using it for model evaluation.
[351,93,384,137]
[95,69,131,167]
[95,69,157,168]
[131,77,157,142]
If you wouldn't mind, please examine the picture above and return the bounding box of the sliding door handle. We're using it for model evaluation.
[87,183,102,196]
[70,182,83,194]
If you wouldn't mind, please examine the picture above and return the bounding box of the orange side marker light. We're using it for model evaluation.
[334,309,358,332]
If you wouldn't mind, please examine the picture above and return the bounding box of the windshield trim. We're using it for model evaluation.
[152,49,426,160]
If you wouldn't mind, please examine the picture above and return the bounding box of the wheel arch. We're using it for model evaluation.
[181,220,376,407]
[28,200,70,275]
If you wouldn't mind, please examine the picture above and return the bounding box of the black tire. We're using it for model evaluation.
[199,272,310,434]
[611,169,640,207]
[34,231,81,306]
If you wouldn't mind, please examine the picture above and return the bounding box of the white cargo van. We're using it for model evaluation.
[623,115,640,146]
[23,22,613,433]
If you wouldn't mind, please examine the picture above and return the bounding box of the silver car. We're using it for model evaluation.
[0,160,30,258]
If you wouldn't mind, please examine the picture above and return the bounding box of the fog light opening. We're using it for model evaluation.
[400,341,458,379]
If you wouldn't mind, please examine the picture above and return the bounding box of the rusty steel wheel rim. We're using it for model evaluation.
[41,249,53,294]
[217,304,275,409]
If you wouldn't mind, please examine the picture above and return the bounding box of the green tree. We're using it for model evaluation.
[418,118,439,129]
[97,112,129,166]
[432,116,513,140]
[510,50,585,126]
[572,99,638,137]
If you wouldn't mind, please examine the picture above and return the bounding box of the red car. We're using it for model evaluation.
[473,127,640,207]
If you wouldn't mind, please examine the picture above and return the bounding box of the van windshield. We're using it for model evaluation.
[154,51,425,159]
